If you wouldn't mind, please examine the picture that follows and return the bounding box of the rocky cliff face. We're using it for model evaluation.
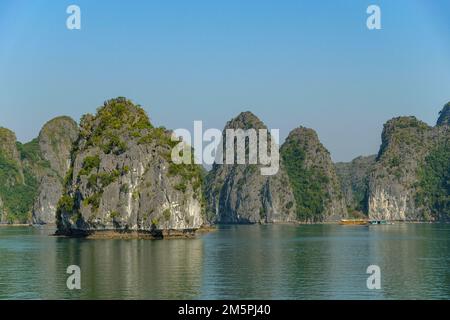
[204,112,297,223]
[367,105,450,221]
[0,128,23,175]
[335,155,376,214]
[281,127,347,222]
[0,118,78,224]
[56,97,205,237]
[38,117,79,177]
[0,128,27,223]
[31,117,79,224]
[437,102,450,126]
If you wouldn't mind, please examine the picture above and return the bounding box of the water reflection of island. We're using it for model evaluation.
[56,237,204,299]
[5,223,450,299]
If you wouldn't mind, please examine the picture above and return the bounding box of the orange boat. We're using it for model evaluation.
[339,219,368,226]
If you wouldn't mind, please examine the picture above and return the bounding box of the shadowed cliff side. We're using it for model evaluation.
[281,127,348,222]
[204,112,297,224]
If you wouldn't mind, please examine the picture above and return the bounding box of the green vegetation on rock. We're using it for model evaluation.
[55,194,77,228]
[0,135,52,223]
[281,137,329,222]
[416,140,450,219]
[437,102,450,126]
[79,97,153,154]
[56,97,206,234]
[0,151,38,223]
[0,117,78,225]
[17,139,50,169]
[367,106,450,221]
[79,155,100,176]
[280,126,346,222]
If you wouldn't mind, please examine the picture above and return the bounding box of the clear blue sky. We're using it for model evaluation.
[0,0,449,162]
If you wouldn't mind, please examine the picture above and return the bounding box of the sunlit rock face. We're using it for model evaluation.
[368,105,450,221]
[56,97,205,236]
[32,116,79,224]
[204,111,297,224]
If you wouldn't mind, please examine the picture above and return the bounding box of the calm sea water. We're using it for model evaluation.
[0,224,449,300]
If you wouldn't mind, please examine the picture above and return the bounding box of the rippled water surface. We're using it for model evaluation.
[0,224,449,299]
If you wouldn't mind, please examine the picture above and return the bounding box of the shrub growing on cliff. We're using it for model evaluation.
[163,208,171,222]
[57,195,74,213]
[80,98,153,152]
[174,182,187,193]
[101,134,127,155]
[84,193,102,211]
[98,170,120,186]
[168,162,204,194]
[79,155,100,176]
[56,194,75,228]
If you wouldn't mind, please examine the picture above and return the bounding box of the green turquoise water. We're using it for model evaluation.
[0,224,449,299]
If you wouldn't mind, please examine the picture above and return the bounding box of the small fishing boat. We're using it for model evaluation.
[339,219,368,226]
[368,220,393,225]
